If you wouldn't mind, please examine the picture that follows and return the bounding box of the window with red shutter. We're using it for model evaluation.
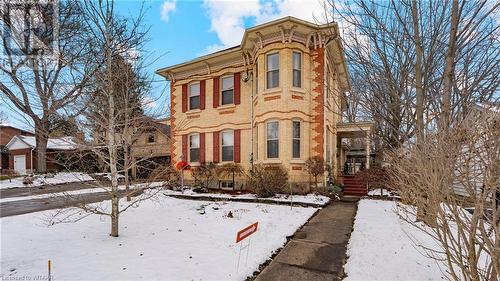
[213,131,220,163]
[200,80,206,110]
[182,84,188,113]
[182,134,188,161]
[200,132,206,162]
[234,72,241,105]
[213,77,220,108]
[234,129,241,163]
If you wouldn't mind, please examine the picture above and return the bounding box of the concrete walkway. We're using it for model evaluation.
[255,197,358,281]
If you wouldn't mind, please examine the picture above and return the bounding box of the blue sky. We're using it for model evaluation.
[2,0,327,130]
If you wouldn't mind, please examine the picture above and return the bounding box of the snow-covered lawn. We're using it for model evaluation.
[164,188,331,206]
[0,172,94,189]
[343,199,445,281]
[0,182,166,203]
[1,196,317,280]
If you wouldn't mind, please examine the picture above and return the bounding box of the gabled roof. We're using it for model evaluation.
[0,123,34,135]
[6,135,78,150]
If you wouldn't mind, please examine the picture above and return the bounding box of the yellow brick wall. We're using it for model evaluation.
[170,41,339,186]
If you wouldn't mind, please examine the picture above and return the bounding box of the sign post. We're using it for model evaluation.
[175,156,189,193]
[236,222,258,272]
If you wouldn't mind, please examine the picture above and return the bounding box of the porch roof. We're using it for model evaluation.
[336,121,375,138]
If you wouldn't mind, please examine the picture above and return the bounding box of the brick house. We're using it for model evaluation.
[156,17,373,191]
[5,135,77,174]
[0,124,35,174]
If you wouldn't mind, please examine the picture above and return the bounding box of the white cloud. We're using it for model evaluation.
[202,0,328,53]
[141,96,157,109]
[160,0,177,22]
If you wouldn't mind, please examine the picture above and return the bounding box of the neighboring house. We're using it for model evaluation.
[94,117,171,178]
[0,124,35,173]
[5,135,77,174]
[156,17,373,189]
[130,118,171,178]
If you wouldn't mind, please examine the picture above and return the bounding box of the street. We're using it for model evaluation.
[0,183,145,218]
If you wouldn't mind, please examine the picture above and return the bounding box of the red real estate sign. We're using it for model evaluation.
[236,222,258,243]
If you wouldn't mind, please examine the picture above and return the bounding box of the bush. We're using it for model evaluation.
[148,165,180,188]
[247,164,288,198]
[216,162,244,190]
[191,162,217,188]
[305,156,325,190]
[356,167,389,191]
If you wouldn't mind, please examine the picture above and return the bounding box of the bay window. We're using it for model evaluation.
[267,121,279,158]
[266,53,279,89]
[292,52,301,88]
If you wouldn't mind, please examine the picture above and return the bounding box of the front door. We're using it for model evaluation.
[14,155,26,175]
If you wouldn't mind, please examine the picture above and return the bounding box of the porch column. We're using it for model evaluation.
[365,130,371,169]
[333,134,338,180]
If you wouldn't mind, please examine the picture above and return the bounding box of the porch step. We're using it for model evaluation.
[343,176,367,196]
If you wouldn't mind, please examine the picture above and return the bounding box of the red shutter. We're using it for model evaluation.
[182,134,188,161]
[200,80,206,110]
[182,84,188,113]
[213,77,219,108]
[234,73,241,105]
[234,129,241,163]
[200,132,206,163]
[213,131,220,163]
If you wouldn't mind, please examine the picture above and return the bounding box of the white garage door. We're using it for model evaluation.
[14,155,26,175]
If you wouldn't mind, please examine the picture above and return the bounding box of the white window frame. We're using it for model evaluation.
[189,133,200,163]
[221,130,234,162]
[292,120,301,158]
[220,75,234,105]
[266,121,279,158]
[292,51,302,88]
[266,53,279,89]
[189,82,200,110]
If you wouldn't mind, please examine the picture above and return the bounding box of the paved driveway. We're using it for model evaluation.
[0,182,145,218]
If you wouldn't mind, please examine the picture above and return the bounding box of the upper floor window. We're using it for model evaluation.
[189,83,200,110]
[189,133,200,162]
[292,121,301,158]
[221,130,234,162]
[326,68,331,99]
[221,75,234,105]
[147,131,156,143]
[267,121,279,158]
[266,53,279,89]
[255,62,258,94]
[292,52,301,88]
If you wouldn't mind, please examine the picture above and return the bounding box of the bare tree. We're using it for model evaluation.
[0,0,97,172]
[47,0,170,238]
[389,108,499,281]
[327,0,499,149]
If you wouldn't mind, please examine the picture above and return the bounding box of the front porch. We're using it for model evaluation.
[333,121,375,195]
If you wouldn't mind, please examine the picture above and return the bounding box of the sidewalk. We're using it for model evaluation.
[255,197,358,281]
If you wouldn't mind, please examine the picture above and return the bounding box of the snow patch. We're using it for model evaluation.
[1,196,317,280]
[343,199,446,280]
[0,172,94,189]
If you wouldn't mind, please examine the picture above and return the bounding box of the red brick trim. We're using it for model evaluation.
[264,95,280,101]
[311,47,325,158]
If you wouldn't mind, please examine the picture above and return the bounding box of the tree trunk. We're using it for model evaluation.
[110,192,119,237]
[106,28,119,237]
[412,0,425,146]
[35,132,48,173]
[439,0,460,131]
